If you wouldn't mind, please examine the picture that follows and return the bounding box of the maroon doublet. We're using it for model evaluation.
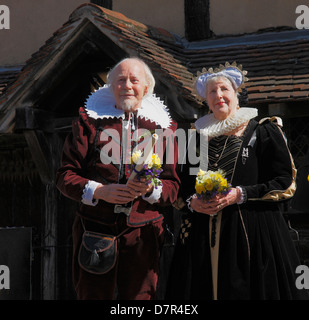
[56,107,179,299]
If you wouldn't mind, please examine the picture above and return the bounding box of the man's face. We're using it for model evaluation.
[112,60,148,111]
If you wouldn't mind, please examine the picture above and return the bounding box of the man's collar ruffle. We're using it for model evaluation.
[84,85,172,129]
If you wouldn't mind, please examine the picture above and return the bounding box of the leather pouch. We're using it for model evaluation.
[78,230,117,274]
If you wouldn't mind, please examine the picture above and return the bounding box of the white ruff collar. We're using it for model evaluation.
[195,107,258,137]
[84,85,172,129]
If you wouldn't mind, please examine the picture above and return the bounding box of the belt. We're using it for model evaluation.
[114,204,132,216]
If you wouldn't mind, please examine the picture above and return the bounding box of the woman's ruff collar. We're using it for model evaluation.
[194,107,258,138]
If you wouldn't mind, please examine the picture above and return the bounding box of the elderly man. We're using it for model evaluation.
[56,57,179,300]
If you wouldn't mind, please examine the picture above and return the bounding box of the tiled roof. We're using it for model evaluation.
[183,31,309,104]
[0,66,23,97]
[0,3,309,132]
[0,4,198,132]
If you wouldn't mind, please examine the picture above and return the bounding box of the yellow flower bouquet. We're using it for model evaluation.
[130,150,163,188]
[195,169,231,200]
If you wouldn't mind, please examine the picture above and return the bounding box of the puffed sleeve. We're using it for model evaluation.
[155,120,180,206]
[242,120,296,201]
[56,118,97,204]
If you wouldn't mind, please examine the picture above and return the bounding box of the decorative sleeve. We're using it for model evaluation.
[56,118,93,204]
[242,121,296,202]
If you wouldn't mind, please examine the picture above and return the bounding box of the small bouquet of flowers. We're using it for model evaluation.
[195,169,231,200]
[130,150,163,188]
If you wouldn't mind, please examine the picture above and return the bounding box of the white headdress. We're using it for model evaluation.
[195,62,249,99]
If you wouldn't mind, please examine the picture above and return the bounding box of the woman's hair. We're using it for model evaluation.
[106,57,155,98]
[205,75,238,94]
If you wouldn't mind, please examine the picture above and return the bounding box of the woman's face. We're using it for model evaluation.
[206,77,239,120]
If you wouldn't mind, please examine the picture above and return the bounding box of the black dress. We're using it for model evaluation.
[167,118,309,300]
[291,148,309,212]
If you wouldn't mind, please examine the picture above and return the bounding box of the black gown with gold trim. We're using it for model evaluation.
[166,118,309,300]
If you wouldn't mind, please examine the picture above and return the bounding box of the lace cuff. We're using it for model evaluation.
[186,194,195,212]
[81,180,101,206]
[142,184,162,204]
[236,186,247,204]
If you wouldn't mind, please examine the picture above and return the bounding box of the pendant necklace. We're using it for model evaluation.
[209,136,228,247]
[210,135,229,169]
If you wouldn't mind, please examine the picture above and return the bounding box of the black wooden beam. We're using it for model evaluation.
[23,130,53,184]
[185,0,211,41]
[90,0,112,9]
[15,107,54,133]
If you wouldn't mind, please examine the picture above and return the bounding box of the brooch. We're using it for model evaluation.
[242,147,249,164]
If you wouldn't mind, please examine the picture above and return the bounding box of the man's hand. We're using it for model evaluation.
[93,179,154,204]
[127,178,154,197]
[93,183,140,204]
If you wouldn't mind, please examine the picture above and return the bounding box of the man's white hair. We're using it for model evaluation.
[106,57,155,98]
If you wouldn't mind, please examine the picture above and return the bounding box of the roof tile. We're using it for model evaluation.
[1,3,309,130]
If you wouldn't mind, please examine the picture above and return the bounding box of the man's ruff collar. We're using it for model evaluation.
[195,107,258,137]
[84,85,172,129]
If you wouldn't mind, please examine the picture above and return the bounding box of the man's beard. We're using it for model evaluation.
[119,98,138,111]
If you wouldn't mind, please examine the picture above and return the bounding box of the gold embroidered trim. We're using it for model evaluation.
[249,117,297,202]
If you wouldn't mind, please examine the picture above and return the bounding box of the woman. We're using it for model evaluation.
[167,63,308,300]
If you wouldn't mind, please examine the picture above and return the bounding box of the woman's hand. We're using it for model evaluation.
[190,188,241,215]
